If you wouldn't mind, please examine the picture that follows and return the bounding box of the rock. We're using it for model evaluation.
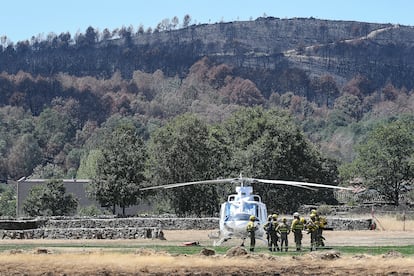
[382,250,404,258]
[9,249,23,254]
[307,250,341,260]
[226,246,248,257]
[320,250,341,260]
[200,248,215,256]
[35,248,50,254]
[352,254,370,259]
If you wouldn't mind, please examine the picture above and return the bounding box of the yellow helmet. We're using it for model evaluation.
[272,214,278,220]
[282,217,287,222]
[250,215,256,221]
[300,217,305,223]
[311,209,317,214]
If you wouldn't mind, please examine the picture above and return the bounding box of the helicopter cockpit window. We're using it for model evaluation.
[225,203,259,221]
[226,213,258,221]
[243,203,258,217]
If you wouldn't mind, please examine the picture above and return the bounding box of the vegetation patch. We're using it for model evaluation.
[1,242,414,256]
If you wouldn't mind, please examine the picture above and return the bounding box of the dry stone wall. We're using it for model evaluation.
[0,216,371,240]
[42,217,218,230]
[0,227,163,240]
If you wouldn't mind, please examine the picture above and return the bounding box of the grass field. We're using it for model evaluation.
[1,242,414,256]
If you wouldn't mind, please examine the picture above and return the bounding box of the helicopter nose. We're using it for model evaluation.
[225,220,248,233]
[224,221,234,232]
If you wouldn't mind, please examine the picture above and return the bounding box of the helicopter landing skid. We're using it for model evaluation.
[208,231,220,239]
[213,237,230,246]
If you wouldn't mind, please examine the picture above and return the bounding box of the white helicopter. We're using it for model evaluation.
[141,174,352,246]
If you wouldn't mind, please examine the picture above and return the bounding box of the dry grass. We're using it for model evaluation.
[1,252,414,275]
[372,214,414,231]
[0,253,266,275]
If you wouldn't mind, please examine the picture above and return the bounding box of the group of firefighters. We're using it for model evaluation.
[246,209,327,252]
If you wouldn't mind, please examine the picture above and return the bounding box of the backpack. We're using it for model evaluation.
[267,222,273,232]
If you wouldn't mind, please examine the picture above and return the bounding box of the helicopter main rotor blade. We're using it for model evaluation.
[140,178,236,191]
[253,179,318,191]
[141,176,353,191]
[254,179,352,190]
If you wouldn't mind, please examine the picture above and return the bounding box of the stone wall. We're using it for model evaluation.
[299,204,414,216]
[41,217,370,231]
[0,216,371,240]
[42,217,219,230]
[0,227,163,240]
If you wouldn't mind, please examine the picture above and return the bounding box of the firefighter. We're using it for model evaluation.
[263,215,272,250]
[246,215,257,252]
[306,213,319,251]
[290,212,304,251]
[269,214,280,251]
[311,209,327,247]
[317,215,327,247]
[276,217,290,252]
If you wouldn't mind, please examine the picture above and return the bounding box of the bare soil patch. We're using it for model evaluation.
[167,229,414,247]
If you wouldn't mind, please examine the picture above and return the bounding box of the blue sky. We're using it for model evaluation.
[1,0,413,43]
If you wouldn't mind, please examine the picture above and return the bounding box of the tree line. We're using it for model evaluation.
[19,108,413,218]
[1,58,412,186]
[0,58,412,216]
[22,107,340,216]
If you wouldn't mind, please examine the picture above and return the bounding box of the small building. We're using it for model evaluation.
[17,178,94,216]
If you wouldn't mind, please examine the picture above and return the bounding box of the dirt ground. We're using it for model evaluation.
[165,229,414,247]
[1,229,414,275]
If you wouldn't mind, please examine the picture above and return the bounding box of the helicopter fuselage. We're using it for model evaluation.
[216,186,267,245]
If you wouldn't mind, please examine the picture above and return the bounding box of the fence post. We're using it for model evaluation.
[403,210,406,231]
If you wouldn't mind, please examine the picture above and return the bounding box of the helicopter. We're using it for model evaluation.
[141,174,353,246]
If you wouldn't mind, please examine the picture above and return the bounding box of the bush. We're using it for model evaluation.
[317,204,333,215]
[0,184,16,217]
[77,205,104,216]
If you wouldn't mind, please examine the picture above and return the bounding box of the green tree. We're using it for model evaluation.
[311,75,339,107]
[22,179,78,216]
[147,114,229,216]
[35,108,75,162]
[84,26,98,45]
[77,149,103,178]
[183,14,191,28]
[7,134,42,179]
[0,184,16,217]
[171,16,179,29]
[31,163,65,179]
[340,117,414,205]
[220,107,338,212]
[0,158,7,183]
[88,125,147,215]
[65,148,82,172]
[332,94,363,122]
